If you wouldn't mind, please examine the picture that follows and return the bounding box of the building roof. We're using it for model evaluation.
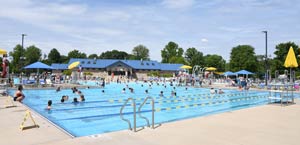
[119,60,161,70]
[51,63,68,70]
[52,58,183,71]
[160,63,183,71]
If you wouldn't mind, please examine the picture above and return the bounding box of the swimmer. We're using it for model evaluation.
[159,91,164,97]
[218,89,225,94]
[210,88,215,94]
[46,100,52,110]
[73,97,78,103]
[80,95,85,102]
[122,88,126,93]
[61,95,69,103]
[56,86,61,92]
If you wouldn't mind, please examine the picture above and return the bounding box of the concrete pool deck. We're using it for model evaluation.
[0,97,299,145]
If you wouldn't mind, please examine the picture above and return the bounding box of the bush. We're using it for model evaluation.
[62,69,72,76]
[161,73,173,78]
[147,71,160,77]
[84,72,93,76]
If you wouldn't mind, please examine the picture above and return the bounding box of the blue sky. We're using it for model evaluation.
[0,0,299,61]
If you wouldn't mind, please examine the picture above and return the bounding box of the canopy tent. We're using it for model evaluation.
[284,46,298,83]
[24,62,52,85]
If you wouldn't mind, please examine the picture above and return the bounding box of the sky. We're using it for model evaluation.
[0,0,299,62]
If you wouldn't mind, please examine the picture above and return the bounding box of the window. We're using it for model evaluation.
[81,61,85,64]
[152,63,155,66]
[93,61,96,64]
[141,62,144,65]
[87,61,91,64]
[146,63,149,65]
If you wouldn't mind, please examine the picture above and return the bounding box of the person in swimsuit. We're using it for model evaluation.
[14,85,25,103]
[46,100,52,110]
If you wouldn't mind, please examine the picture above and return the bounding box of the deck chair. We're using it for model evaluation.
[45,79,54,87]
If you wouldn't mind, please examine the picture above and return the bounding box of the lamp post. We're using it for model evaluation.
[20,34,27,72]
[21,34,26,50]
[262,31,268,86]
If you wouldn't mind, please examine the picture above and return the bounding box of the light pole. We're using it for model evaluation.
[21,34,26,50]
[262,31,268,86]
[20,34,27,82]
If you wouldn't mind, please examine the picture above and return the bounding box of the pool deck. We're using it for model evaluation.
[1,97,300,145]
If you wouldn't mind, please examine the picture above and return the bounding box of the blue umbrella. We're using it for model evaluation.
[235,70,254,79]
[24,62,52,85]
[24,62,53,69]
[235,70,254,75]
[223,71,236,76]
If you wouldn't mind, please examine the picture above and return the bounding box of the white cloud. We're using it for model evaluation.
[161,0,195,9]
[201,38,208,42]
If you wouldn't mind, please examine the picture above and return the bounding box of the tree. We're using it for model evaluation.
[185,47,204,67]
[273,42,299,73]
[229,45,257,72]
[99,50,129,59]
[255,55,267,78]
[132,45,150,60]
[161,41,184,63]
[60,55,69,63]
[24,45,42,65]
[9,44,25,73]
[169,56,186,64]
[204,54,226,71]
[48,48,61,64]
[68,49,87,59]
[88,54,98,59]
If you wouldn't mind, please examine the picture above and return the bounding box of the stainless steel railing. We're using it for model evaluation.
[138,96,161,129]
[120,98,136,132]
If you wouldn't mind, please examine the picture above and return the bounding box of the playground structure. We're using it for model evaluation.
[192,65,206,79]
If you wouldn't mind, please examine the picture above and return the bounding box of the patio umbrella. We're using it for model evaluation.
[0,48,7,55]
[223,71,236,76]
[68,61,80,69]
[180,65,192,69]
[235,70,254,75]
[206,67,217,71]
[235,70,254,79]
[24,62,53,85]
[284,46,298,83]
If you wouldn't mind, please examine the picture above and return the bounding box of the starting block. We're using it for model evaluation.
[20,110,39,131]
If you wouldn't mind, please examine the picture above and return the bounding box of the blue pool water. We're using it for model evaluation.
[9,82,271,137]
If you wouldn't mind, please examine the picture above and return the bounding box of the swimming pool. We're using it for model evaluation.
[9,82,270,137]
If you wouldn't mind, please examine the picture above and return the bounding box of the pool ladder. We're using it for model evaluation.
[120,97,161,132]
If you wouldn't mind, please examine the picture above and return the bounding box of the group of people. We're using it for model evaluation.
[46,87,86,110]
[210,88,225,94]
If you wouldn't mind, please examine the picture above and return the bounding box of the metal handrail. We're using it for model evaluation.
[120,98,136,132]
[138,96,161,129]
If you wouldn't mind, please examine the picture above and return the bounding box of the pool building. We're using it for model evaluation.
[51,58,183,79]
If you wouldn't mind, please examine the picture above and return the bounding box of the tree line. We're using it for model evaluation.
[6,41,300,78]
